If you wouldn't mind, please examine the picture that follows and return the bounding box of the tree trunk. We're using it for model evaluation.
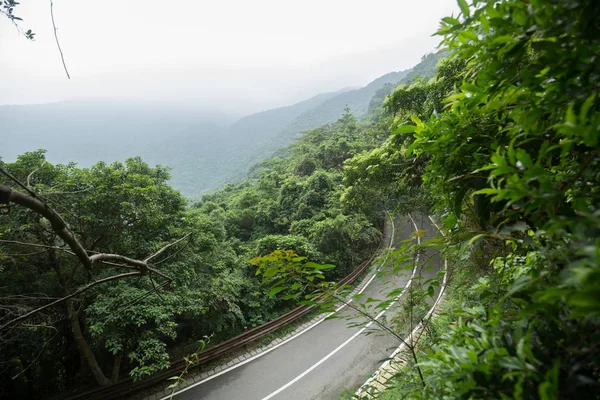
[111,351,123,383]
[46,247,110,386]
[68,302,111,386]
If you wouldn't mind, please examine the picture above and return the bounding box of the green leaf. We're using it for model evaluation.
[393,125,417,135]
[480,14,490,33]
[486,4,500,18]
[579,94,595,125]
[467,233,486,247]
[459,30,478,42]
[411,115,424,128]
[493,35,514,44]
[262,267,279,277]
[516,149,533,168]
[461,83,482,94]
[268,287,286,297]
[442,16,460,26]
[473,188,499,196]
[457,0,470,17]
[318,264,336,270]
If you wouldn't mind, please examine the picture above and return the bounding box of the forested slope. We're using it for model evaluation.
[0,41,448,399]
[1,66,417,198]
[0,112,390,398]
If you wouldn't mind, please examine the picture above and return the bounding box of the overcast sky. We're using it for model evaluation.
[0,0,458,113]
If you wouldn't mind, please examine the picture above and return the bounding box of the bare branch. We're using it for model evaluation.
[0,177,185,332]
[0,272,141,332]
[26,161,47,189]
[144,233,191,263]
[42,186,93,195]
[49,0,70,79]
[90,253,148,273]
[1,293,62,301]
[0,239,75,256]
[2,249,49,257]
[153,237,192,266]
[0,167,46,202]
[147,266,172,282]
[0,184,91,271]
[149,276,165,301]
[0,240,174,281]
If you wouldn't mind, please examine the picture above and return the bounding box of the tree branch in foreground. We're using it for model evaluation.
[0,272,141,332]
[0,181,189,332]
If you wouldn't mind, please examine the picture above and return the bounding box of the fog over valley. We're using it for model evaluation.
[1,0,457,198]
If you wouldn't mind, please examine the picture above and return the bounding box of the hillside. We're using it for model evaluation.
[367,51,448,115]
[1,55,441,198]
[279,69,410,141]
[192,90,350,190]
[205,71,413,187]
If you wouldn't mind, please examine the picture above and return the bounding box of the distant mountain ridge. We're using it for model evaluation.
[214,68,413,183]
[0,53,445,198]
[281,69,410,137]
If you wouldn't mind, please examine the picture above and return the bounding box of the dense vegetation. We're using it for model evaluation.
[0,97,421,396]
[360,0,600,398]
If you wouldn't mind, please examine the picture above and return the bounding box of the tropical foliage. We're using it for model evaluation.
[0,104,397,397]
[369,0,600,398]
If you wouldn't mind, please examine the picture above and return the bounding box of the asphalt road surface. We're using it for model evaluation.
[167,214,442,400]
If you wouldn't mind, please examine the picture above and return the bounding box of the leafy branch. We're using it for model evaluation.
[167,335,212,399]
[250,246,439,388]
[0,168,190,333]
[1,0,35,39]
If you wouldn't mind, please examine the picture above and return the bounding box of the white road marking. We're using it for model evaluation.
[162,213,397,400]
[354,215,449,397]
[260,214,421,400]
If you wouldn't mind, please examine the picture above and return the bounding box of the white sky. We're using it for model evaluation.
[0,0,458,113]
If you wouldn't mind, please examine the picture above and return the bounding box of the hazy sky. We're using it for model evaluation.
[0,0,458,113]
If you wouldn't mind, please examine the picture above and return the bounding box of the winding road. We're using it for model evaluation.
[164,214,442,400]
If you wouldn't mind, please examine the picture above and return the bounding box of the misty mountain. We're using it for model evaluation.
[198,69,413,187]
[0,101,232,194]
[279,69,409,140]
[368,51,448,114]
[1,54,444,198]
[221,52,445,174]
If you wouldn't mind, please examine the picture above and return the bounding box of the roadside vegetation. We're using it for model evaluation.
[370,0,600,398]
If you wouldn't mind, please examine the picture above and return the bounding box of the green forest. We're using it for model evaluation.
[1,0,599,399]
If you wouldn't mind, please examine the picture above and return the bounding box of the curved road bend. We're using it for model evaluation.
[166,215,442,400]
